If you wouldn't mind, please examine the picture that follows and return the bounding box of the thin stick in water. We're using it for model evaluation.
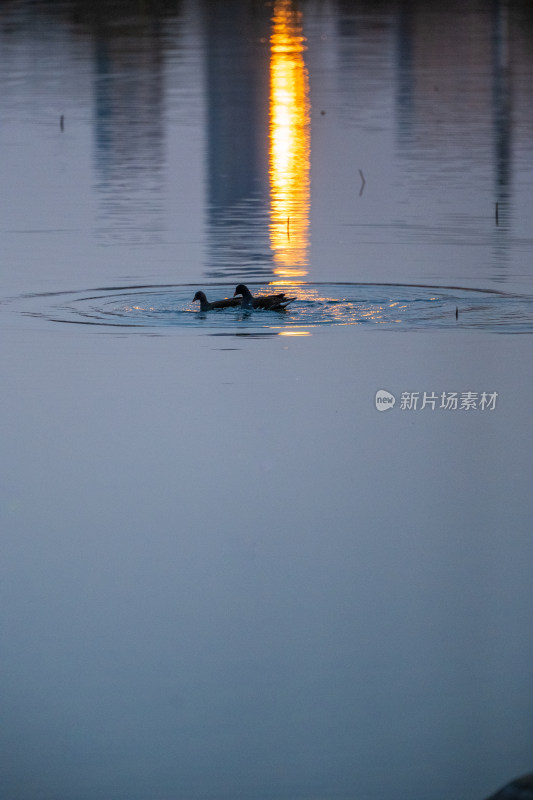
[359,169,366,197]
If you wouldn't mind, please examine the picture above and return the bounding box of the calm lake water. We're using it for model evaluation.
[1,2,533,799]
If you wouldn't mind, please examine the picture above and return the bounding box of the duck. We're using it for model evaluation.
[233,284,296,311]
[192,291,242,311]
[484,773,533,799]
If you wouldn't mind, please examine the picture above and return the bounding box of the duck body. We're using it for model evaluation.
[193,291,242,311]
[233,284,296,311]
[484,774,533,800]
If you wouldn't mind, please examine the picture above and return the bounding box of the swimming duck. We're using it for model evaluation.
[484,773,533,799]
[233,284,296,311]
[192,291,242,311]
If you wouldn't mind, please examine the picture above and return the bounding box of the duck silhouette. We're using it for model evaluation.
[233,284,295,311]
[192,291,242,311]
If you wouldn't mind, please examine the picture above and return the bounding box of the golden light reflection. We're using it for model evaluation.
[269,0,310,277]
[279,330,311,336]
[268,280,306,287]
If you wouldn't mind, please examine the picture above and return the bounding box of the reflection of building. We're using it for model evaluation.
[202,0,272,279]
[491,2,512,214]
[392,0,514,274]
[202,0,311,280]
[85,6,170,244]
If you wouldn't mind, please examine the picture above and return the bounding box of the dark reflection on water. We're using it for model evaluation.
[203,2,272,278]
[92,19,167,243]
[203,0,312,280]
[391,0,514,278]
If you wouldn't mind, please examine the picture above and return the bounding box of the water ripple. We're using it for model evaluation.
[11,282,533,334]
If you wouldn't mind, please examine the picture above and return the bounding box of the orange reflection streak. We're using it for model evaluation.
[269,0,310,277]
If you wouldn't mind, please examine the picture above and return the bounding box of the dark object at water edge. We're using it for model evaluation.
[484,773,533,800]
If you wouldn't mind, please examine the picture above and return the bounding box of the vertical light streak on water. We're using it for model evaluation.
[269,0,311,277]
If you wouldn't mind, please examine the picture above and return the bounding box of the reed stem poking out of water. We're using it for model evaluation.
[359,169,366,197]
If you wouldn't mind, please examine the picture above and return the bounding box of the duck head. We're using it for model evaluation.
[234,284,254,300]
